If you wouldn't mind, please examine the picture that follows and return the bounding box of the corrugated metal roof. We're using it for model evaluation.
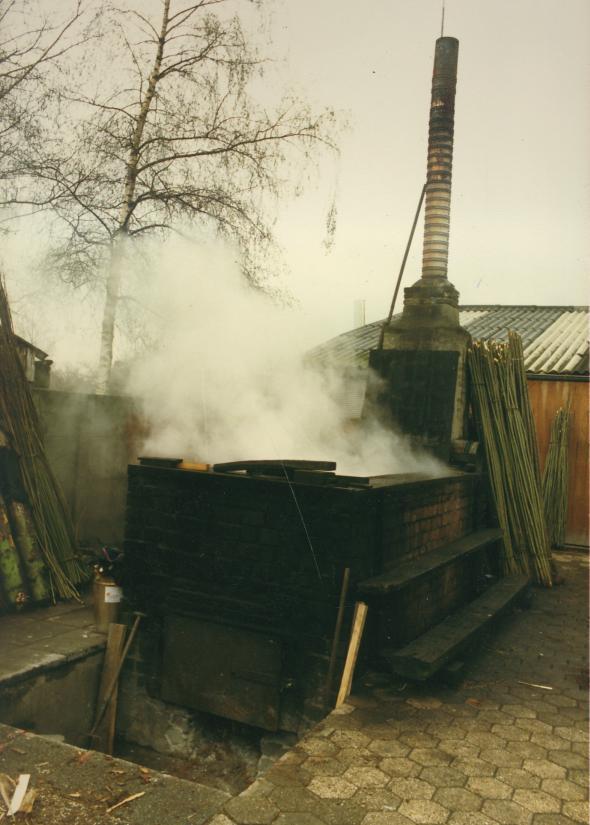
[309,305,589,375]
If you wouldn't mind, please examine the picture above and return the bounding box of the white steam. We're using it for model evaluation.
[125,236,445,478]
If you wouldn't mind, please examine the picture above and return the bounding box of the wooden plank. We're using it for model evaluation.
[93,623,126,754]
[527,378,589,546]
[358,528,503,596]
[212,459,337,473]
[384,574,529,681]
[336,601,368,707]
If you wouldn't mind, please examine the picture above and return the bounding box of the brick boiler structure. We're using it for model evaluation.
[121,463,504,733]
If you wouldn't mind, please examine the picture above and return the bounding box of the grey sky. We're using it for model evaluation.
[268,0,590,341]
[5,0,589,362]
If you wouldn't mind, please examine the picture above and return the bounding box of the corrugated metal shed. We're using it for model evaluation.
[309,305,589,375]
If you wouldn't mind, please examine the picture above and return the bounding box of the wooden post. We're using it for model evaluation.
[325,567,351,708]
[91,623,126,753]
[336,601,368,708]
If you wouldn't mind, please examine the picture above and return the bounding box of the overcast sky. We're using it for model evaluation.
[268,0,590,340]
[4,0,589,362]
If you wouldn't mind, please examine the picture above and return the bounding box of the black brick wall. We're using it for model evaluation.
[122,466,486,727]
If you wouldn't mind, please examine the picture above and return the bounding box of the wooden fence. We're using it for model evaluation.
[527,377,589,548]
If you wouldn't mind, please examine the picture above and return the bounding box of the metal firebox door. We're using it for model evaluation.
[161,615,283,731]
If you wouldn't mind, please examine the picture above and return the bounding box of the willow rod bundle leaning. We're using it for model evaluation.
[542,404,570,548]
[0,277,84,600]
[468,336,553,586]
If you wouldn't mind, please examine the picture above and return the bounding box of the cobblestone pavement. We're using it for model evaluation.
[206,551,589,825]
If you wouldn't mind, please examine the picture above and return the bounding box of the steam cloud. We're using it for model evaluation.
[125,235,445,478]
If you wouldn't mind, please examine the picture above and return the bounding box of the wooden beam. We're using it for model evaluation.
[336,601,368,708]
[92,623,126,753]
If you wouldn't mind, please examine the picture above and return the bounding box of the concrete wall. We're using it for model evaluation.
[0,653,102,747]
[32,388,142,548]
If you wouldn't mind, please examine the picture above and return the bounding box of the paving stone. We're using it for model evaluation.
[368,739,411,758]
[437,740,480,760]
[447,814,498,825]
[360,813,415,825]
[336,748,375,766]
[274,815,325,825]
[530,733,572,751]
[553,726,589,743]
[501,704,538,719]
[308,775,357,799]
[546,750,588,770]
[208,816,235,825]
[264,762,312,787]
[451,757,496,777]
[512,789,561,813]
[495,767,541,789]
[409,748,452,767]
[571,742,587,755]
[490,724,530,741]
[466,731,509,749]
[481,798,533,825]
[353,787,402,811]
[540,778,588,801]
[505,741,549,760]
[514,719,553,735]
[420,766,467,788]
[363,724,405,739]
[279,750,308,767]
[536,712,578,728]
[399,732,439,749]
[467,777,513,799]
[433,786,482,812]
[388,777,435,800]
[331,730,371,749]
[330,703,356,716]
[476,710,517,726]
[224,795,279,824]
[562,801,590,823]
[343,767,390,788]
[303,756,347,776]
[397,799,449,825]
[479,748,523,768]
[544,694,578,709]
[522,760,567,780]
[427,725,467,740]
[529,816,584,825]
[567,769,589,787]
[379,758,422,778]
[300,737,338,756]
[556,706,590,722]
[269,786,321,812]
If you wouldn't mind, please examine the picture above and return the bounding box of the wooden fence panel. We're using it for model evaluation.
[527,378,589,547]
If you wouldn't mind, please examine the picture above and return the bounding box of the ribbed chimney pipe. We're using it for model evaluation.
[422,37,459,281]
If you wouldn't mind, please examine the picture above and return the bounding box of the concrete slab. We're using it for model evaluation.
[0,723,229,824]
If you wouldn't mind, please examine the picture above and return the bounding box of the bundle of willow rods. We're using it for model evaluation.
[468,335,553,586]
[0,277,84,600]
[542,404,570,548]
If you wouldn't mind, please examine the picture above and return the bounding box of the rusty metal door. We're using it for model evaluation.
[161,615,282,730]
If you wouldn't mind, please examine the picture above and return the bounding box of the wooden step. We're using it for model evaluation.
[381,573,530,681]
[358,528,503,596]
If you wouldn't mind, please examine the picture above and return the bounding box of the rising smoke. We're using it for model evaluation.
[125,235,445,478]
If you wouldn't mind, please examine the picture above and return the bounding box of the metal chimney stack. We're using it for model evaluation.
[422,37,459,282]
[370,35,470,458]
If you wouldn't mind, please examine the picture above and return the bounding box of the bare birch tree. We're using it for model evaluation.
[0,0,85,199]
[36,0,336,393]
